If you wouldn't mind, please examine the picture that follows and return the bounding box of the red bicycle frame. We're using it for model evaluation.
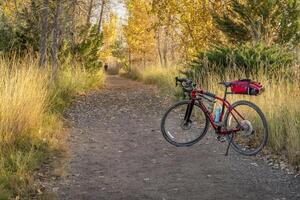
[188,87,245,135]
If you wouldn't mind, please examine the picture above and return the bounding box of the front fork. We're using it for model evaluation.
[184,99,195,123]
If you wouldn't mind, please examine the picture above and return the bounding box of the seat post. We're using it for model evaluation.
[223,87,228,100]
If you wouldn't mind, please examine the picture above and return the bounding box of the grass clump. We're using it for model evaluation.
[0,56,105,199]
[52,64,105,113]
[142,66,178,90]
[119,66,143,81]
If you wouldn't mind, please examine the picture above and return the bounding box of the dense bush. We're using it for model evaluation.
[0,2,41,54]
[0,15,14,52]
[190,43,295,79]
[59,26,104,70]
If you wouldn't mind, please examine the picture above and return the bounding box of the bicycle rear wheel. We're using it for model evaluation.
[224,100,268,156]
[161,100,209,147]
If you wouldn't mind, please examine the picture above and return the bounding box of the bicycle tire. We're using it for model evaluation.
[161,100,209,147]
[224,100,268,156]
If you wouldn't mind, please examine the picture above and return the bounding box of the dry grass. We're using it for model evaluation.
[0,56,105,199]
[125,65,300,166]
[255,79,300,165]
[0,60,48,144]
[119,66,143,80]
[52,65,105,112]
[120,66,181,98]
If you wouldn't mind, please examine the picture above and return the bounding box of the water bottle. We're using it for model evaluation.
[214,106,222,123]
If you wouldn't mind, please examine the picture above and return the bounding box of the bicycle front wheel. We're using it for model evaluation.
[161,100,209,147]
[224,100,268,156]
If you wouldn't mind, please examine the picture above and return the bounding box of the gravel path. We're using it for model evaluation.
[56,75,300,200]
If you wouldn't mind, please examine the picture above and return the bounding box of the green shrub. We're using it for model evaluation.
[59,26,103,70]
[0,3,41,54]
[190,43,294,80]
[0,15,14,52]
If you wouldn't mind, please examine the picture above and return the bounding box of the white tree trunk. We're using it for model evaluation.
[51,0,62,79]
[97,0,105,33]
[39,0,49,67]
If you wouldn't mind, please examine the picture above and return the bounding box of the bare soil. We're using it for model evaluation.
[55,75,300,200]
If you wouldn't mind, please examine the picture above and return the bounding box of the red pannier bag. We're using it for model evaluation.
[230,79,264,95]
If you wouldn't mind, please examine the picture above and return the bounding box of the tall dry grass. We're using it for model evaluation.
[124,65,300,166]
[0,57,51,198]
[0,56,105,198]
[0,58,49,144]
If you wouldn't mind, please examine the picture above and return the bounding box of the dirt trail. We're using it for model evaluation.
[56,75,300,200]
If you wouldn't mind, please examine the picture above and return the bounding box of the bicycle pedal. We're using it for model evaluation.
[217,136,226,143]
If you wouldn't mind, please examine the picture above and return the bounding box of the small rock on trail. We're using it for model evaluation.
[55,76,300,200]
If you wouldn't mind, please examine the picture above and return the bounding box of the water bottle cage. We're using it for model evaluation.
[200,95,216,114]
[214,121,223,127]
